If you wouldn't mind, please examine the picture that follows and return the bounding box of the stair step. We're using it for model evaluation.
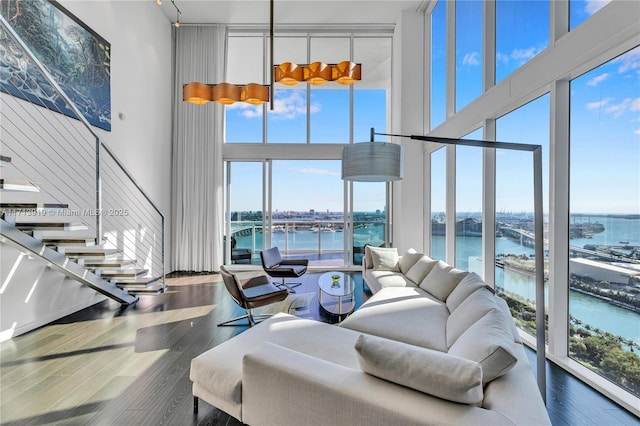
[0,155,11,166]
[15,221,87,231]
[126,282,165,295]
[60,247,120,259]
[0,203,69,211]
[84,258,137,270]
[42,237,96,247]
[114,276,162,289]
[0,179,40,192]
[100,268,148,279]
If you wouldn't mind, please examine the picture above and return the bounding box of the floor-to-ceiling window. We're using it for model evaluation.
[569,47,640,398]
[496,0,548,83]
[427,0,638,413]
[495,94,550,338]
[430,0,446,130]
[430,148,446,260]
[455,0,482,112]
[224,31,391,267]
[455,128,483,273]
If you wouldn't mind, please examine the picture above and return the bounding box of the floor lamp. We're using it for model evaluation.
[343,128,546,404]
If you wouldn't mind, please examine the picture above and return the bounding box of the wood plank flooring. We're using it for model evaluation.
[1,272,637,425]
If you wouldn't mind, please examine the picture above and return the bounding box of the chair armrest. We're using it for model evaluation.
[242,342,508,426]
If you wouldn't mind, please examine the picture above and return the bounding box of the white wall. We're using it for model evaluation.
[0,1,172,341]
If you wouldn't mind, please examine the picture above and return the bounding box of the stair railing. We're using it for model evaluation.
[0,14,165,290]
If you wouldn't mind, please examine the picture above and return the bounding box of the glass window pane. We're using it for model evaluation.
[570,0,612,30]
[353,182,386,264]
[226,36,264,143]
[269,37,308,143]
[569,47,640,397]
[456,0,483,112]
[354,37,391,142]
[495,94,550,339]
[455,128,483,273]
[227,162,264,264]
[310,37,350,143]
[431,148,446,260]
[271,160,344,267]
[431,0,446,129]
[496,0,549,83]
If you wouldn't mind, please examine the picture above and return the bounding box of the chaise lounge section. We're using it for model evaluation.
[190,247,550,425]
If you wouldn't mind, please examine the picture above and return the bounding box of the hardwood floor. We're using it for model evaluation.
[1,272,637,425]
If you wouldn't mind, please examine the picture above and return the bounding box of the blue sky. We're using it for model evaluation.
[226,0,638,215]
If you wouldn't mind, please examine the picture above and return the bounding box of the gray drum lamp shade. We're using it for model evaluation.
[341,141,404,182]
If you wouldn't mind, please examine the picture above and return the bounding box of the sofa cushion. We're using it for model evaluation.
[446,272,487,313]
[405,255,438,285]
[447,309,518,384]
[419,261,469,302]
[398,249,424,275]
[340,287,449,351]
[365,246,399,270]
[370,247,400,271]
[446,288,499,347]
[355,334,484,405]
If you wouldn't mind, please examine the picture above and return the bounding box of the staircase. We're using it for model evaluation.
[0,156,162,304]
[0,15,165,307]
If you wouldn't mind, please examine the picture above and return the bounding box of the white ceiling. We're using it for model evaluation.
[158,0,427,26]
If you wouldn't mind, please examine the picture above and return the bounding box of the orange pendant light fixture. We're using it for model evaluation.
[180,0,361,107]
[275,60,361,86]
[183,82,269,105]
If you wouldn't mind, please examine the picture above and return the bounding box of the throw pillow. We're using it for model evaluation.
[398,249,424,275]
[370,247,400,271]
[405,255,438,285]
[419,261,469,302]
[446,272,487,313]
[447,309,518,384]
[355,334,484,405]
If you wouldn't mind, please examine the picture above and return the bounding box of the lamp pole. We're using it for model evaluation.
[370,128,547,403]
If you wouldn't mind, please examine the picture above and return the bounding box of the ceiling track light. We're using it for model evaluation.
[170,0,181,27]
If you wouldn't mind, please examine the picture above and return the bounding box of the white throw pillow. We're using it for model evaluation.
[355,334,483,405]
[405,255,438,284]
[419,261,469,302]
[446,287,499,347]
[448,309,518,384]
[446,272,487,313]
[398,249,424,275]
[370,247,400,271]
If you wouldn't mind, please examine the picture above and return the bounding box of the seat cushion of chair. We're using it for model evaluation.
[267,265,306,277]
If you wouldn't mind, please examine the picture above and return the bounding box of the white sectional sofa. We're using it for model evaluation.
[190,247,550,425]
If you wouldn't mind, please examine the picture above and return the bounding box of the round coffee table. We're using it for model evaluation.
[317,271,355,316]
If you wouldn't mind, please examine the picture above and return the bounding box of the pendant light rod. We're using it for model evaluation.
[269,0,274,110]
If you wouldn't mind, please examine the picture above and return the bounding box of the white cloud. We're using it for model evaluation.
[496,52,509,64]
[496,46,544,66]
[634,129,640,135]
[584,0,611,15]
[225,89,321,120]
[586,98,612,110]
[226,102,263,118]
[462,52,480,66]
[586,73,609,86]
[604,97,640,118]
[289,167,340,177]
[613,46,640,74]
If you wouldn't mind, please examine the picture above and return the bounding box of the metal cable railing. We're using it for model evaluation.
[0,15,165,291]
